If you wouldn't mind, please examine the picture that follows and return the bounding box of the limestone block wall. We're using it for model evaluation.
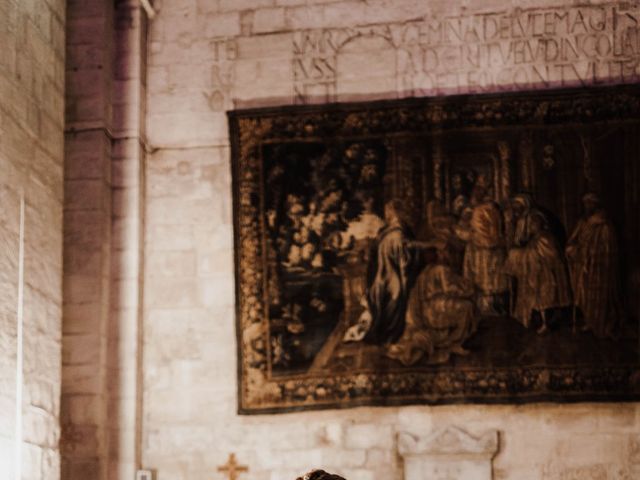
[62,1,147,479]
[62,1,114,477]
[143,1,640,479]
[0,0,65,478]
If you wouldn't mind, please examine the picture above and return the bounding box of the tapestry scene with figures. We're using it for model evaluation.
[230,84,640,414]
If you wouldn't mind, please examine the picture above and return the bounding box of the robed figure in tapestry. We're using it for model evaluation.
[566,193,624,339]
[362,200,419,345]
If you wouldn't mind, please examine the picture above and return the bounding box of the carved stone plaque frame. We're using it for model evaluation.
[229,84,640,414]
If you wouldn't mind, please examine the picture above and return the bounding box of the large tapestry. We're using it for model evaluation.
[229,85,640,414]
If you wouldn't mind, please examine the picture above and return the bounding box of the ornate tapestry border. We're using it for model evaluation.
[229,85,640,415]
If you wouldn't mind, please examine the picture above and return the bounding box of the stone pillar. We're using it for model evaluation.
[62,0,114,477]
[108,1,147,478]
[398,427,499,480]
[63,1,149,479]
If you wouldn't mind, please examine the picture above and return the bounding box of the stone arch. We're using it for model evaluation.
[335,34,397,100]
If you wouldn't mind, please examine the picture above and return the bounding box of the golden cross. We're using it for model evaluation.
[218,453,248,480]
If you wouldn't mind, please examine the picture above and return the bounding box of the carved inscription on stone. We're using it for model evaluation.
[542,464,635,480]
[292,30,338,103]
[292,26,402,103]
[397,4,640,94]
[293,3,640,98]
[205,38,238,111]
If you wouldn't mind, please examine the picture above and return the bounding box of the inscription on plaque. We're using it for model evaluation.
[396,4,640,94]
[292,31,339,103]
[292,3,640,98]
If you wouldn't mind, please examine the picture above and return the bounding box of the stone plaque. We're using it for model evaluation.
[398,427,499,480]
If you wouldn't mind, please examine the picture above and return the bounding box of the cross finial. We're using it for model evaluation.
[218,453,248,480]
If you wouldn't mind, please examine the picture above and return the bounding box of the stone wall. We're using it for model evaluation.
[62,1,114,477]
[143,1,640,479]
[0,0,65,478]
[62,1,147,479]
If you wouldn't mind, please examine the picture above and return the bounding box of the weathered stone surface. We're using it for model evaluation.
[0,0,64,478]
[140,0,640,478]
[61,2,147,480]
[399,427,499,480]
[345,424,394,450]
[0,0,623,479]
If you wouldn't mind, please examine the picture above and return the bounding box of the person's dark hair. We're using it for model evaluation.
[296,470,346,480]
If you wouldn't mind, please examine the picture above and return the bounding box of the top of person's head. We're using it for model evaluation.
[297,470,346,480]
